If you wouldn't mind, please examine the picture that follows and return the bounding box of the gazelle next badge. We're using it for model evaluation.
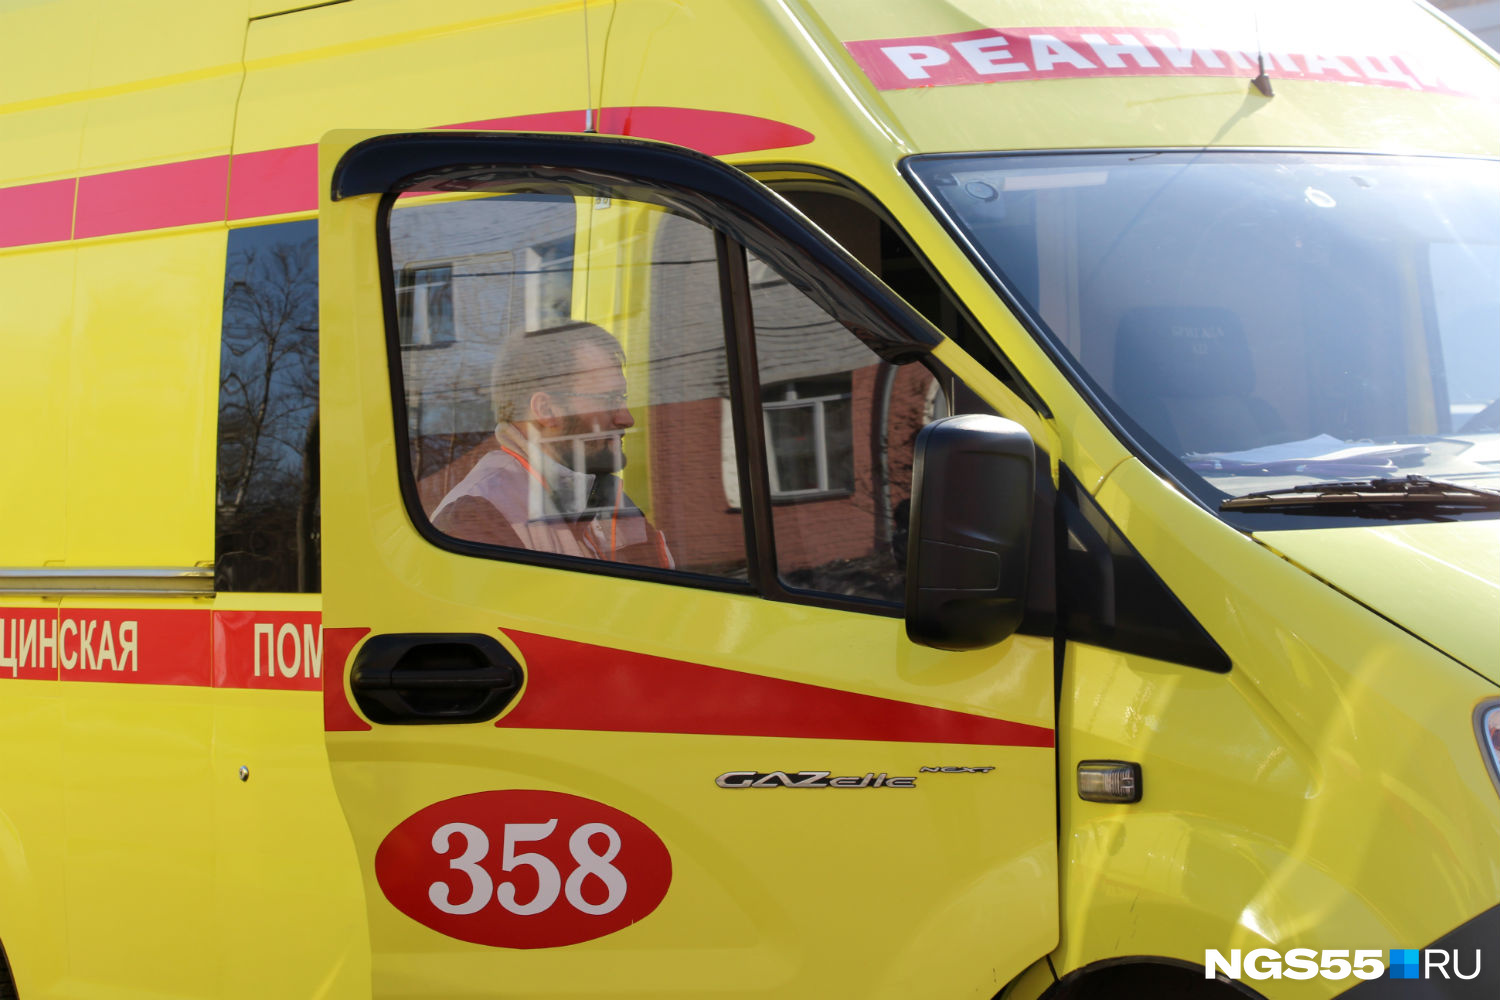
[716,770,918,788]
[715,766,994,789]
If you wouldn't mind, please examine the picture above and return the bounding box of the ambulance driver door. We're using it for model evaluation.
[318,130,1057,997]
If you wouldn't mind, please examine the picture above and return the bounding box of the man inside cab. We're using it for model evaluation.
[428,321,672,568]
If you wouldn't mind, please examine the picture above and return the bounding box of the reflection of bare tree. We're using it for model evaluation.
[216,230,320,592]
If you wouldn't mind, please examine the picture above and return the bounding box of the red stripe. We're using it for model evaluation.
[0,107,815,246]
[227,143,318,220]
[213,611,324,690]
[1,607,334,692]
[446,107,815,157]
[498,630,1054,747]
[323,627,373,731]
[75,155,230,239]
[58,609,209,686]
[843,24,1483,98]
[0,608,61,679]
[4,607,1051,747]
[0,178,75,249]
[226,107,812,221]
[597,106,815,156]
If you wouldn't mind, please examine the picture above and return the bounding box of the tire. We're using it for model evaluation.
[0,940,17,1000]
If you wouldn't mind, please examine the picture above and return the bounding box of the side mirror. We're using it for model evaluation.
[905,415,1035,650]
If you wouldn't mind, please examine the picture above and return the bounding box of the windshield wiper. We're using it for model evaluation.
[1220,475,1500,512]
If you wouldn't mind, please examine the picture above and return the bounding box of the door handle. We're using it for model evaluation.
[349,633,523,725]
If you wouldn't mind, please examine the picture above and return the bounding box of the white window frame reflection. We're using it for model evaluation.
[531,429,624,518]
[522,237,575,332]
[396,263,455,347]
[762,379,853,499]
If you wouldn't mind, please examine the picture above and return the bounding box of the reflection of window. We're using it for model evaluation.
[524,237,574,331]
[763,376,853,498]
[396,265,455,346]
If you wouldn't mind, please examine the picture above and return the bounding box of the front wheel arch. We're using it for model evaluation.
[1037,957,1265,1000]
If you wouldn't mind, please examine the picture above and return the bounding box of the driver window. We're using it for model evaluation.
[389,193,747,579]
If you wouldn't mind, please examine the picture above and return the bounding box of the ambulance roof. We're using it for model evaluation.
[801,0,1500,157]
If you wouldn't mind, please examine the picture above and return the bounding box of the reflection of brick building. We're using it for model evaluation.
[773,361,934,574]
[644,212,939,600]
[644,362,936,598]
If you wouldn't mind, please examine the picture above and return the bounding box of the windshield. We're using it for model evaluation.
[907,152,1500,509]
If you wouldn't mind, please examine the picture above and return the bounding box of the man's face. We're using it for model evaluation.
[543,342,633,475]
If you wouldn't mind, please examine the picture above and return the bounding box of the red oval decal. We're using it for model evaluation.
[375,790,672,948]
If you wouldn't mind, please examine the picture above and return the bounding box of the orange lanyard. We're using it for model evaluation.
[498,444,548,489]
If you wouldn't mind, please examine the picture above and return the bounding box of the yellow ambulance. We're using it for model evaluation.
[2,0,1498,997]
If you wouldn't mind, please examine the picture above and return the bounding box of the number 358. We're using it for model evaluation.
[376,790,672,948]
[428,820,628,916]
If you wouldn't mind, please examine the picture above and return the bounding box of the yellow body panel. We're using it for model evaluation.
[236,0,598,167]
[1257,520,1500,680]
[0,246,74,566]
[0,3,369,997]
[1038,461,1500,996]
[0,597,68,997]
[208,592,373,1000]
[50,597,224,998]
[67,230,222,567]
[2,0,1498,997]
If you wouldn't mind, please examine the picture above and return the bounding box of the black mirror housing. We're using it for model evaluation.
[905,415,1036,650]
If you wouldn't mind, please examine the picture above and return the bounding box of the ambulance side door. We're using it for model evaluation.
[319,130,1057,998]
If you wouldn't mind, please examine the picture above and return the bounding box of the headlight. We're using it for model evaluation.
[1477,700,1500,796]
